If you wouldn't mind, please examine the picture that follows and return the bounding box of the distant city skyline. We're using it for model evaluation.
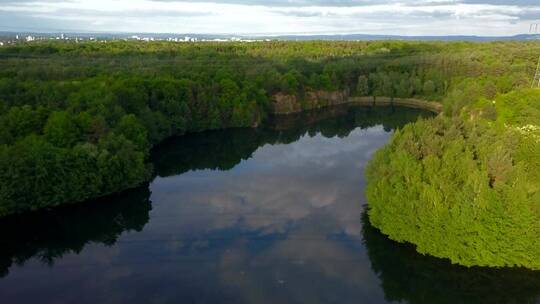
[0,0,539,36]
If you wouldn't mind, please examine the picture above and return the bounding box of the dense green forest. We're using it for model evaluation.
[0,40,487,216]
[0,40,539,269]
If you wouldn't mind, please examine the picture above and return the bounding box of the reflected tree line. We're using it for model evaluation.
[151,105,432,177]
[0,106,539,303]
[0,186,151,278]
[362,213,540,304]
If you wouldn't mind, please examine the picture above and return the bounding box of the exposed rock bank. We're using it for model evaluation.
[270,91,442,115]
[271,90,350,114]
[349,97,443,114]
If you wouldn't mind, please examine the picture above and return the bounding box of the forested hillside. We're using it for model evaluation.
[0,41,539,270]
[365,51,540,269]
[0,40,473,215]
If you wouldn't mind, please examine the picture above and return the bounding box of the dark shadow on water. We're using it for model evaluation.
[0,186,152,278]
[362,212,540,304]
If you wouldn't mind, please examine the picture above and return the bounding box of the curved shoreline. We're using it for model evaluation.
[348,97,443,114]
[270,95,443,115]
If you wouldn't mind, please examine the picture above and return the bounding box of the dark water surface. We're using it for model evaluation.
[1,106,539,304]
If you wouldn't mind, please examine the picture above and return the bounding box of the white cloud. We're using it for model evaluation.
[0,0,538,35]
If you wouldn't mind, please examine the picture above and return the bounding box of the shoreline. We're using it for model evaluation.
[348,97,443,114]
[270,96,443,115]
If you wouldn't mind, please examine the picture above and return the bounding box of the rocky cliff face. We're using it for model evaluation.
[271,93,303,115]
[270,91,443,115]
[270,90,349,115]
[349,97,443,113]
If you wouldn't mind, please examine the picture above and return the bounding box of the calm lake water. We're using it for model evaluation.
[1,106,539,304]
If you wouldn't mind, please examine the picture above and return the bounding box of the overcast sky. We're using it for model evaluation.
[0,0,539,36]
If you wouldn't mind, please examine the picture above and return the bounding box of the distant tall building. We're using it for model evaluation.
[531,23,540,34]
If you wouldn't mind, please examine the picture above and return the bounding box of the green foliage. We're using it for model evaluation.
[115,114,149,152]
[366,99,540,269]
[422,80,436,97]
[356,75,369,96]
[43,111,80,148]
[494,89,540,126]
[0,105,49,145]
[0,134,149,217]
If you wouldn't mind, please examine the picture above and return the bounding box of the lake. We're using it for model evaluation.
[1,106,539,304]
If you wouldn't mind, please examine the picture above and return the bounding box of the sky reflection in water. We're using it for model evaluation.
[0,106,539,304]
